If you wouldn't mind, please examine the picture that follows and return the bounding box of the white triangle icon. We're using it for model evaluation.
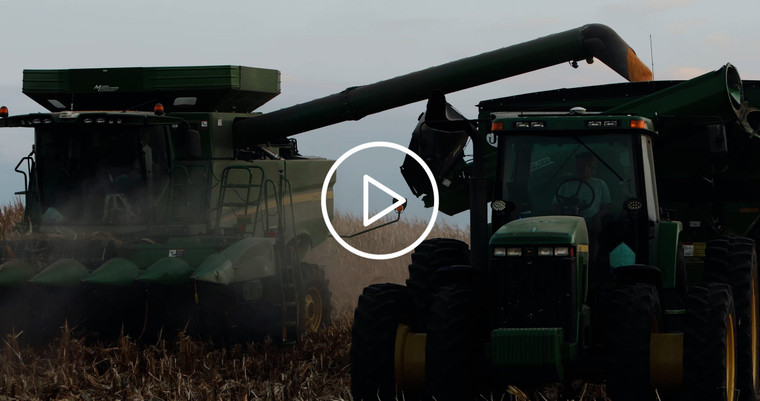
[363,175,407,227]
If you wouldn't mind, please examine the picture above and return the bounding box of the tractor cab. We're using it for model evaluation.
[490,113,660,276]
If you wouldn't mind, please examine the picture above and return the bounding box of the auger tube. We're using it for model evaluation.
[234,23,652,144]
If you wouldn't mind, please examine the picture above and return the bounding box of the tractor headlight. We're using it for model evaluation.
[493,247,522,258]
[494,246,572,257]
[538,247,553,256]
[506,247,522,257]
[494,247,523,257]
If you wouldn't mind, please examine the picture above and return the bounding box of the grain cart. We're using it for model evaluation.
[351,64,760,399]
[0,24,649,343]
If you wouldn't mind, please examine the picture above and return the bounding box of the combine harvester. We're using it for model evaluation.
[351,35,760,401]
[0,24,651,344]
[0,66,335,342]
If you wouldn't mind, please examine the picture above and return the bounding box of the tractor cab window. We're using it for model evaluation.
[34,124,170,225]
[499,133,641,225]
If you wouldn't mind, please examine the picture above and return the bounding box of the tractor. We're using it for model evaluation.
[351,62,760,400]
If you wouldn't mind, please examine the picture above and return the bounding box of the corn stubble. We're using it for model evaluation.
[0,207,607,400]
[2,318,354,400]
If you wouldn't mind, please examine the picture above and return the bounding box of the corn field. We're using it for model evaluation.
[0,205,609,400]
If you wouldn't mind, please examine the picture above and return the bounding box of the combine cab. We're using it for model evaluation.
[0,66,333,342]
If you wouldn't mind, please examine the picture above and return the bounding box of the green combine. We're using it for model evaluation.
[0,66,333,342]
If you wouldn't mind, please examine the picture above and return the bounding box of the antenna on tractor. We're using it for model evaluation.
[649,34,655,79]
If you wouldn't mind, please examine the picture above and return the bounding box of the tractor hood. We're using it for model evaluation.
[491,216,590,246]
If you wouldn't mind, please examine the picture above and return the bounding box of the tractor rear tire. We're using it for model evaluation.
[705,237,760,401]
[350,283,411,401]
[684,282,737,401]
[425,282,486,401]
[406,238,469,331]
[603,282,661,401]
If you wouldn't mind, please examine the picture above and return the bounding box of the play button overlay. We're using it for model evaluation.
[363,175,406,227]
[321,141,439,260]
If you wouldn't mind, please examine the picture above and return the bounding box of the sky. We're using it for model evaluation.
[0,0,758,228]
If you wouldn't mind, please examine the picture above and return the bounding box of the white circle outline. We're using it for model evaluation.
[320,141,439,260]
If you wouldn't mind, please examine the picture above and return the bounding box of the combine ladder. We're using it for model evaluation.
[278,251,299,344]
[216,166,301,343]
[273,174,300,344]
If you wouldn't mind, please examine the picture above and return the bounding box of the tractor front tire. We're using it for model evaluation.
[406,238,469,331]
[350,283,411,401]
[603,282,661,401]
[425,282,486,401]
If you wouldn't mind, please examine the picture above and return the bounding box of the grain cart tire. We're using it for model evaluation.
[684,283,737,401]
[705,237,760,400]
[406,238,469,331]
[426,282,486,401]
[298,262,332,333]
[351,283,411,401]
[603,282,661,401]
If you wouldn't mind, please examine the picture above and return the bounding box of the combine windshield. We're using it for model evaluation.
[33,124,170,225]
[498,133,641,223]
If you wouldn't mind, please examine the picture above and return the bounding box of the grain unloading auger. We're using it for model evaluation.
[234,23,651,141]
[0,24,650,343]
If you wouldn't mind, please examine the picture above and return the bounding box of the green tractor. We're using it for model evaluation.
[351,63,760,401]
[0,23,651,343]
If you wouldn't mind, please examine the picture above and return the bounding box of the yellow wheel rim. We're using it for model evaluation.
[303,286,323,332]
[394,323,426,391]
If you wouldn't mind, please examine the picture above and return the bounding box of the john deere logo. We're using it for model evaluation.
[94,84,119,92]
